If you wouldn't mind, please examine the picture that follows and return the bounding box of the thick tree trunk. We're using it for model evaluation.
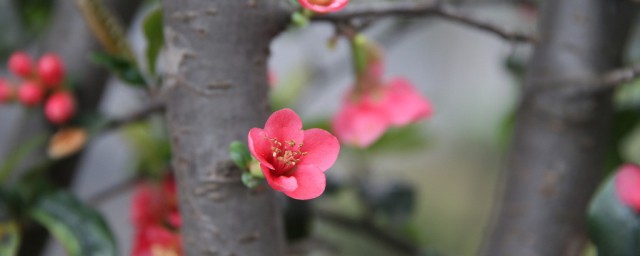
[482,1,636,255]
[163,1,288,255]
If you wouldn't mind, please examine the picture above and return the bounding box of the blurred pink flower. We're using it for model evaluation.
[616,164,640,212]
[382,78,433,126]
[332,74,432,148]
[297,0,349,14]
[248,108,340,200]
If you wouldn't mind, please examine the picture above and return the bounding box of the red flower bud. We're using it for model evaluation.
[37,54,65,87]
[45,91,76,125]
[615,164,640,213]
[18,81,44,106]
[8,52,33,78]
[0,79,14,103]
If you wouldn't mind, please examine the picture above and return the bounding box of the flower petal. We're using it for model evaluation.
[262,164,298,192]
[615,164,640,212]
[299,129,340,172]
[383,78,432,126]
[331,100,389,148]
[297,0,349,13]
[248,128,274,169]
[283,164,326,200]
[264,108,304,144]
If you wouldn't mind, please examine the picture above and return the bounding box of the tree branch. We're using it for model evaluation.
[313,1,536,43]
[600,63,640,86]
[315,209,421,256]
[102,99,165,131]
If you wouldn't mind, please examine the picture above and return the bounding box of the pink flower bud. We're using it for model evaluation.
[0,79,15,103]
[37,54,65,87]
[298,0,349,13]
[45,91,76,125]
[615,164,640,213]
[18,81,44,106]
[8,51,33,78]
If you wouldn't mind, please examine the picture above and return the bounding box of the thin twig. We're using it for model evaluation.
[600,62,640,86]
[313,1,536,43]
[525,63,640,95]
[103,99,166,131]
[315,209,421,255]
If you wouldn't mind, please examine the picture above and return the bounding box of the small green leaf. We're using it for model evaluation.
[143,6,164,75]
[29,191,117,256]
[90,52,146,87]
[242,172,262,189]
[0,133,48,183]
[229,141,252,170]
[366,125,430,153]
[588,175,640,256]
[351,34,369,75]
[0,191,19,256]
[361,181,415,225]
[291,11,309,28]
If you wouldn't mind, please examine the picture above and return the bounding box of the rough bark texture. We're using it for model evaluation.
[163,1,288,255]
[482,1,636,255]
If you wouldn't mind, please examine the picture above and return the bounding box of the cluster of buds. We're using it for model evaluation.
[131,175,183,256]
[0,51,76,125]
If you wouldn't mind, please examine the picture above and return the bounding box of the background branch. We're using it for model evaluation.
[315,209,421,256]
[313,1,536,43]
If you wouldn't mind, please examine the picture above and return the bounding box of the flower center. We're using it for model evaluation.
[269,138,307,174]
[309,0,333,6]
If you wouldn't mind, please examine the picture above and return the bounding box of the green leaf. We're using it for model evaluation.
[588,175,640,256]
[241,172,262,189]
[143,6,164,75]
[605,109,639,171]
[361,181,415,225]
[123,122,171,179]
[366,125,430,153]
[90,52,146,87]
[29,191,117,256]
[229,141,252,170]
[0,133,48,183]
[0,191,19,256]
[291,11,309,28]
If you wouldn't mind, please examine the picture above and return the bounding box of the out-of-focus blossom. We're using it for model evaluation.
[0,79,14,103]
[45,91,76,125]
[8,52,33,78]
[615,164,640,213]
[297,0,349,14]
[131,175,182,256]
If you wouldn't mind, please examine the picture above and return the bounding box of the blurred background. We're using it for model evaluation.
[0,0,555,255]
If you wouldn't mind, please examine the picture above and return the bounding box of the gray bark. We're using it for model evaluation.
[162,1,289,255]
[482,1,636,255]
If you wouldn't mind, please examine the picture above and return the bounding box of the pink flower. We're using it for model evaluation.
[248,108,340,200]
[382,78,433,126]
[131,176,180,229]
[332,78,432,148]
[297,0,349,14]
[332,90,389,147]
[615,164,640,212]
[132,224,182,256]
